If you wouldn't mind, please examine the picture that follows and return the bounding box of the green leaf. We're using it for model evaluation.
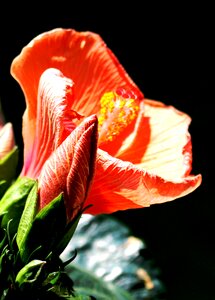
[22,193,67,262]
[0,177,36,236]
[66,264,133,300]
[43,265,131,300]
[0,146,19,183]
[17,181,39,260]
[15,259,46,291]
[0,177,36,215]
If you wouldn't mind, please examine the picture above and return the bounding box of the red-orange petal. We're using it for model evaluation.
[84,149,202,215]
[132,99,196,180]
[38,114,98,221]
[10,28,143,161]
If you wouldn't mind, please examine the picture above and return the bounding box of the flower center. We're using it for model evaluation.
[98,88,140,143]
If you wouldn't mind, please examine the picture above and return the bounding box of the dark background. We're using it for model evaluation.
[0,3,213,300]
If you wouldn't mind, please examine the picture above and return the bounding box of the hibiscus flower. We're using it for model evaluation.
[10,28,202,216]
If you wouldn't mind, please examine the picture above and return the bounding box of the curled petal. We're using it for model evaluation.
[85,149,202,215]
[11,28,143,164]
[22,68,81,178]
[0,123,15,159]
[38,115,98,221]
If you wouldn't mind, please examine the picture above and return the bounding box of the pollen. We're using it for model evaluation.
[98,88,140,143]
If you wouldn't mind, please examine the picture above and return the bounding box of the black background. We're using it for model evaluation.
[0,3,213,300]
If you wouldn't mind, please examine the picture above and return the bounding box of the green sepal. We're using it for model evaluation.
[0,177,36,237]
[43,269,75,297]
[0,246,9,290]
[0,180,8,199]
[17,181,39,260]
[0,230,6,251]
[21,193,67,263]
[54,205,91,258]
[15,259,46,291]
[0,146,19,183]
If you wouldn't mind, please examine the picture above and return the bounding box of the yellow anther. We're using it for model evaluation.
[98,90,139,143]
